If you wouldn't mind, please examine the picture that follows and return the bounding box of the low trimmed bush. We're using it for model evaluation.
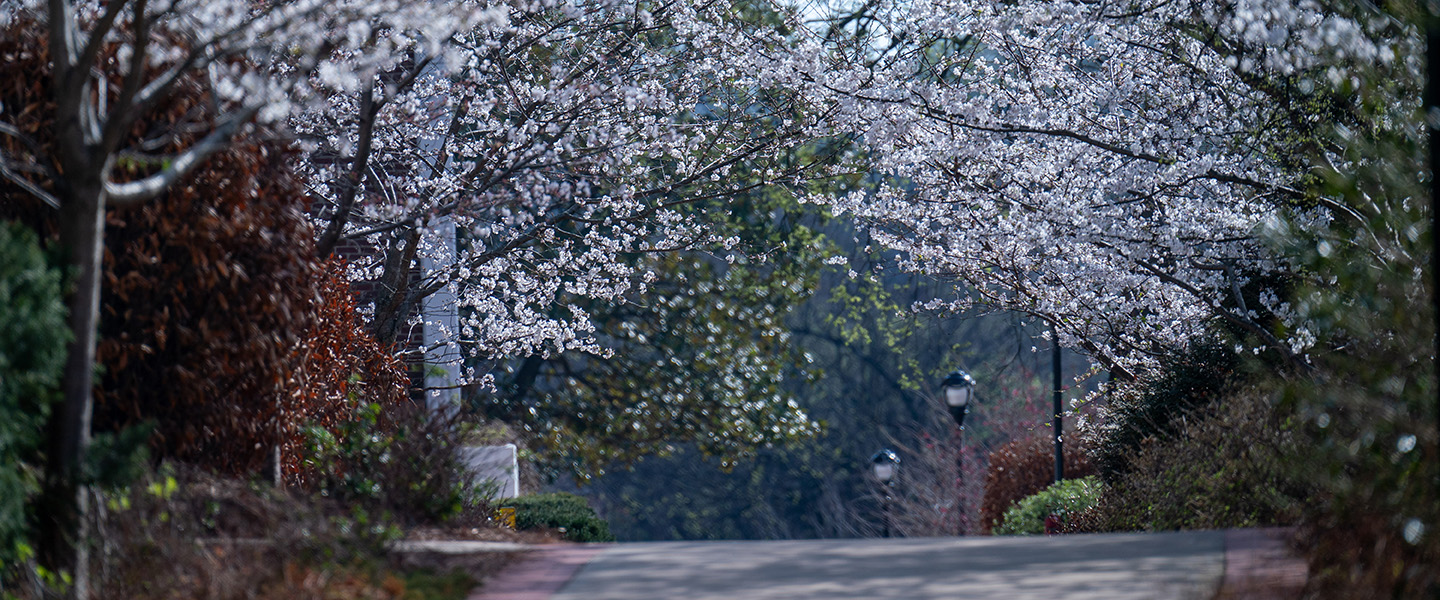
[507,493,614,542]
[92,463,470,599]
[994,476,1101,535]
[979,435,1094,534]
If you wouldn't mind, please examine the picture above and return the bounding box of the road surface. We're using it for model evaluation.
[464,529,1310,600]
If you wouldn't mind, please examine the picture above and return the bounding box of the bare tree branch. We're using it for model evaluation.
[104,104,260,204]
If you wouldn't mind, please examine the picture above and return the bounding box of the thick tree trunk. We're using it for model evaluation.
[38,179,106,600]
[372,228,421,347]
[506,355,547,406]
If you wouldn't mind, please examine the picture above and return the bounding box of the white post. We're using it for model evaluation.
[420,217,462,414]
[415,55,462,415]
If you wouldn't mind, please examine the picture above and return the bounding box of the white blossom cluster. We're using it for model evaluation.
[0,0,505,204]
[7,0,1413,385]
[800,0,1413,376]
[292,0,846,376]
[0,0,843,387]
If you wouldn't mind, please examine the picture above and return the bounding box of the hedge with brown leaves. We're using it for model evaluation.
[93,140,321,475]
[289,258,411,481]
[978,435,1094,535]
[0,15,408,478]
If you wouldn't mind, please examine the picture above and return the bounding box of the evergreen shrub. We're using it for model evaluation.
[507,493,614,542]
[1069,389,1304,533]
[1093,340,1238,483]
[993,476,1101,536]
[0,221,67,577]
[979,435,1094,534]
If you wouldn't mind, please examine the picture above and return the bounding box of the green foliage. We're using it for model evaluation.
[0,221,67,581]
[507,493,614,542]
[994,476,1101,536]
[85,423,154,491]
[302,401,485,526]
[395,568,476,600]
[980,435,1095,535]
[487,149,840,479]
[1093,340,1240,484]
[1072,390,1305,533]
[303,401,388,502]
[1263,7,1439,593]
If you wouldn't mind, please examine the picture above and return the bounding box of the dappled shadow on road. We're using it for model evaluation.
[553,531,1226,600]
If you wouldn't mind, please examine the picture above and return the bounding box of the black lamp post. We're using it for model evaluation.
[942,370,975,535]
[1052,325,1064,484]
[943,370,975,428]
[871,448,899,538]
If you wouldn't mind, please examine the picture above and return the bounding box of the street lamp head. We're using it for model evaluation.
[943,370,976,429]
[942,370,975,408]
[871,448,900,483]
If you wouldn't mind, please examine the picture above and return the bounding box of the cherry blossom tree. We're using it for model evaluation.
[803,0,1404,379]
[798,2,1434,586]
[2,0,853,587]
[7,0,1418,590]
[295,0,851,400]
[0,0,496,591]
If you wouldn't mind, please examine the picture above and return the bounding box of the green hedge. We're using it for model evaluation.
[506,493,614,542]
[994,476,1101,535]
[1068,390,1303,533]
[0,222,68,577]
[1094,340,1238,483]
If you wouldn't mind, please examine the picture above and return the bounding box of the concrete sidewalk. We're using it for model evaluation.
[467,529,1305,600]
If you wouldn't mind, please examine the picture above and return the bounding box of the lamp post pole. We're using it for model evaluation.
[1053,325,1065,484]
[884,483,892,538]
[942,370,975,536]
[871,449,899,538]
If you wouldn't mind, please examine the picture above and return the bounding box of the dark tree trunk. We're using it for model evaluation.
[507,355,547,405]
[38,177,106,600]
[373,228,421,347]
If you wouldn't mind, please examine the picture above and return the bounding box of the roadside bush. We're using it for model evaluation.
[979,436,1094,534]
[1068,389,1305,533]
[1265,27,1440,595]
[0,222,68,584]
[302,400,488,527]
[290,258,410,482]
[83,463,479,600]
[1285,353,1439,599]
[1093,340,1239,484]
[507,493,614,543]
[91,135,323,477]
[993,476,1101,536]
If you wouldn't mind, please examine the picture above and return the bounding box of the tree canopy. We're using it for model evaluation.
[0,0,1436,594]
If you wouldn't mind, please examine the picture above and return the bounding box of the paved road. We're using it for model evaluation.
[468,529,1306,600]
[559,532,1224,600]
